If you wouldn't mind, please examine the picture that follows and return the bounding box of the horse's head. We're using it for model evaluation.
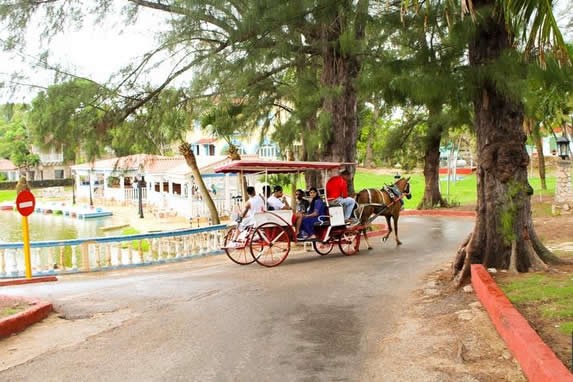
[395,177,412,199]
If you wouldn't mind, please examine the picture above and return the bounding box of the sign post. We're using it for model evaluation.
[16,189,36,279]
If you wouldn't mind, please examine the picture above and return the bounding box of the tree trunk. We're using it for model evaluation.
[419,106,448,209]
[317,0,367,194]
[452,3,561,285]
[319,31,360,192]
[302,114,324,188]
[179,143,220,225]
[363,108,377,168]
[534,130,547,190]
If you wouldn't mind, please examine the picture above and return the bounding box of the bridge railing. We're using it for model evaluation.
[0,224,229,279]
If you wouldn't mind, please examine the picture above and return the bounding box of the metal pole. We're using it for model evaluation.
[89,171,93,208]
[72,172,76,205]
[22,216,32,279]
[138,177,144,218]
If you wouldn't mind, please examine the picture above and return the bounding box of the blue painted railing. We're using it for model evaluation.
[0,224,229,278]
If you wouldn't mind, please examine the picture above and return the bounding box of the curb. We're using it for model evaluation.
[0,295,53,338]
[471,264,573,382]
[0,276,58,287]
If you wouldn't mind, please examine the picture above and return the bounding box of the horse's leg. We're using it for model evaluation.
[394,213,402,245]
[382,215,392,242]
[362,228,372,250]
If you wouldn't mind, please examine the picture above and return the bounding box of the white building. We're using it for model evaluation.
[70,154,259,218]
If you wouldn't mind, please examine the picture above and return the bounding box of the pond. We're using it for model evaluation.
[0,211,114,243]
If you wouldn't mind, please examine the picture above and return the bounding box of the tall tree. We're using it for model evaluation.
[439,0,573,284]
[0,103,40,173]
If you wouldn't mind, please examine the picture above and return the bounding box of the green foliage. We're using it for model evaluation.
[0,103,40,171]
[27,79,112,162]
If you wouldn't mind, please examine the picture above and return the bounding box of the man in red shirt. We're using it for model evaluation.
[326,169,356,221]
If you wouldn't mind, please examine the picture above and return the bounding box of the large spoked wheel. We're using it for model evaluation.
[312,241,334,256]
[224,227,255,265]
[338,231,360,256]
[250,223,291,267]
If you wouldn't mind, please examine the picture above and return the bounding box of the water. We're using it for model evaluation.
[0,211,114,242]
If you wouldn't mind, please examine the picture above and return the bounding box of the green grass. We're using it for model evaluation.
[499,274,573,334]
[121,227,150,252]
[0,190,17,202]
[353,171,556,209]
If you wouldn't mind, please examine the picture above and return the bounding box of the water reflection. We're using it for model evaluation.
[0,211,113,242]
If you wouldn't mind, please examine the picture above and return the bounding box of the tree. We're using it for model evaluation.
[441,0,573,284]
[179,142,220,225]
[27,79,113,163]
[523,48,573,189]
[365,4,470,209]
[0,103,40,174]
[0,0,379,191]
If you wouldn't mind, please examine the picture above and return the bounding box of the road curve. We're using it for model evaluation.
[0,216,473,381]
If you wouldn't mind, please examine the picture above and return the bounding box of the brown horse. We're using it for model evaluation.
[355,177,411,249]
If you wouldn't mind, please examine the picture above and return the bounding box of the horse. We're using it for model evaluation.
[354,177,412,249]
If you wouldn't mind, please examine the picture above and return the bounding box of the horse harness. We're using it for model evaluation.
[357,186,404,223]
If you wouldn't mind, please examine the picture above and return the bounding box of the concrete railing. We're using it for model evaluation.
[0,224,228,279]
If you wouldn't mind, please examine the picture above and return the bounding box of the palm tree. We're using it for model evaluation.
[179,142,220,225]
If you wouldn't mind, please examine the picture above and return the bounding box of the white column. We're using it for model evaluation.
[224,173,231,212]
[120,176,125,202]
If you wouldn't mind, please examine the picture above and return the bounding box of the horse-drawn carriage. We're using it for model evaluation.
[214,160,411,267]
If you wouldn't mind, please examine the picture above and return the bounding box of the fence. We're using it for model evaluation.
[0,224,228,279]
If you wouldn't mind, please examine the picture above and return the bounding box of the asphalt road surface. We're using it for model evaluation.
[0,216,473,382]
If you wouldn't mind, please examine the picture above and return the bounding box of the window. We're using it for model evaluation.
[54,169,64,179]
[205,144,215,156]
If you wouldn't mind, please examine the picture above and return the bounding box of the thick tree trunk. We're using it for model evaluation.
[317,0,367,194]
[319,36,360,192]
[419,107,448,209]
[179,143,220,225]
[452,3,558,285]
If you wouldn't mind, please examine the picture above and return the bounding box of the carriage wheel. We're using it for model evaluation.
[338,231,360,256]
[224,227,255,265]
[312,241,334,256]
[250,223,291,267]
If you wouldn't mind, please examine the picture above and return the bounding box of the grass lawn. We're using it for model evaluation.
[353,171,556,209]
[0,190,16,202]
[498,273,573,335]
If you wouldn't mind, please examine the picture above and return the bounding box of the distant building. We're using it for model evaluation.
[0,159,19,181]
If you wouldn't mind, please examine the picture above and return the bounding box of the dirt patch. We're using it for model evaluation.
[369,265,526,381]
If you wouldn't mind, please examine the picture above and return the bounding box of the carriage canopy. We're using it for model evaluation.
[214,160,344,174]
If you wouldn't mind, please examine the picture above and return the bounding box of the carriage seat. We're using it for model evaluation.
[316,205,345,227]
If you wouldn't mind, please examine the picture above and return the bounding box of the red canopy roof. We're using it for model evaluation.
[214,160,344,174]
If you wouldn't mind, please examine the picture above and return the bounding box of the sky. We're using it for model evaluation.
[0,5,169,103]
[0,1,572,104]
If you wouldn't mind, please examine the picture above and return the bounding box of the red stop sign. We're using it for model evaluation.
[16,190,36,216]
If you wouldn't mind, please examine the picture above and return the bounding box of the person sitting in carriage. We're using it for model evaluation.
[326,169,357,223]
[236,186,264,232]
[267,185,291,210]
[294,187,326,240]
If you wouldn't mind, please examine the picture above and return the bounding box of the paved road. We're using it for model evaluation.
[0,216,473,381]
